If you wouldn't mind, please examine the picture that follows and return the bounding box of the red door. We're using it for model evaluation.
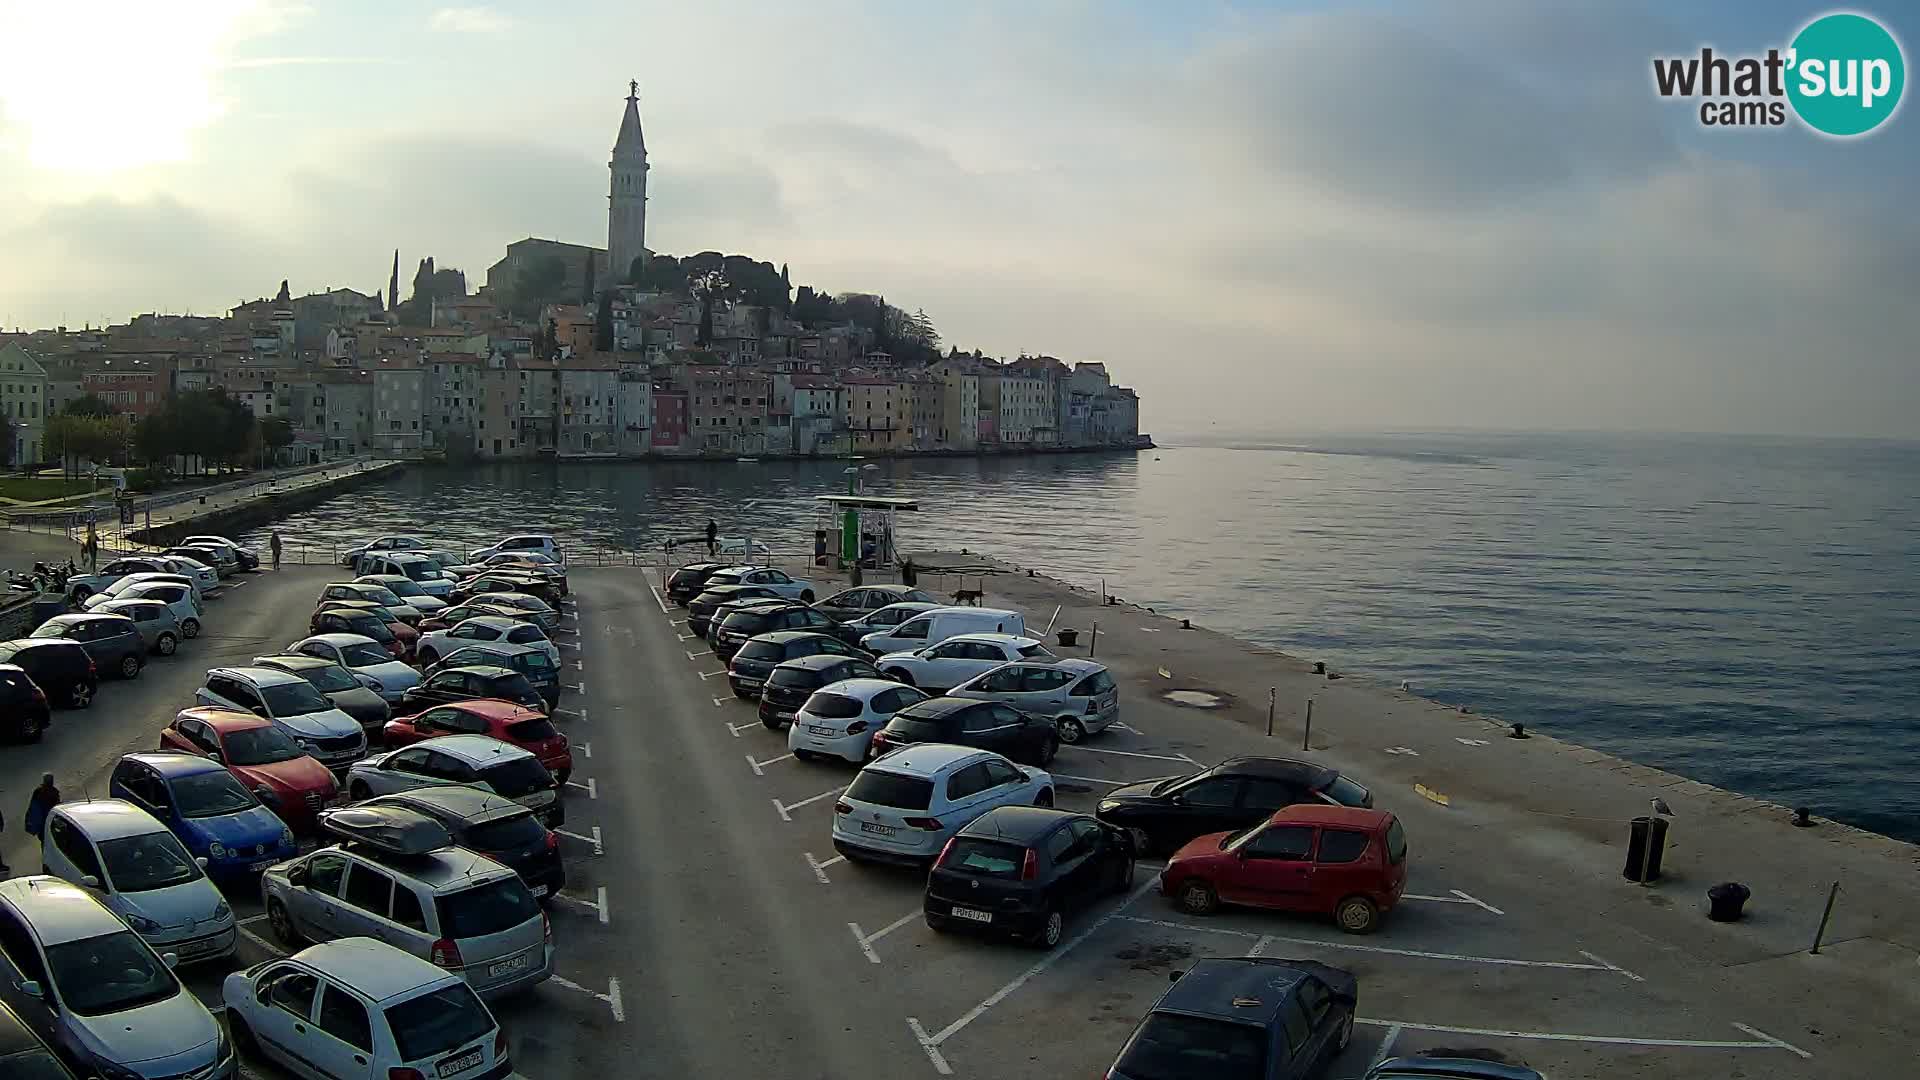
[1305,826,1379,914]
[1223,824,1318,910]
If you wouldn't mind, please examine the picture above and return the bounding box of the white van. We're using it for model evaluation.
[858,606,1026,655]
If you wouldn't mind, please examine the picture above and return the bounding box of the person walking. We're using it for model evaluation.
[270,529,283,570]
[24,774,59,848]
[705,518,719,557]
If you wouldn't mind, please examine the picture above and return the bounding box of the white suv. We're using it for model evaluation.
[831,743,1053,866]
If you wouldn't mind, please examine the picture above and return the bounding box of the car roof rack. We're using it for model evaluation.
[319,805,453,857]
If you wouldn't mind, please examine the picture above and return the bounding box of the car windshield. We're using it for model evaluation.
[1327,775,1372,808]
[340,642,393,666]
[883,715,948,741]
[43,930,178,1017]
[845,769,934,811]
[297,664,361,693]
[28,622,74,639]
[736,640,785,662]
[721,612,775,633]
[385,983,495,1063]
[506,717,559,741]
[384,578,427,597]
[362,587,404,606]
[768,667,821,689]
[802,692,864,719]
[224,725,304,766]
[1114,1013,1268,1080]
[345,617,395,641]
[436,877,540,939]
[0,1048,76,1080]
[515,652,554,672]
[486,673,541,700]
[400,562,439,581]
[1151,770,1204,797]
[480,757,552,798]
[466,813,546,852]
[941,837,1024,878]
[505,625,547,645]
[173,770,259,817]
[262,680,333,716]
[99,831,204,892]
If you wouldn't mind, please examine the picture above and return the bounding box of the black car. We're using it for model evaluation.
[924,806,1134,948]
[1095,756,1374,855]
[827,601,944,646]
[1108,957,1358,1080]
[870,697,1059,767]
[665,561,731,606]
[0,999,80,1079]
[758,654,885,729]
[359,787,566,901]
[1365,1058,1547,1080]
[813,584,940,623]
[252,654,392,734]
[711,603,842,662]
[727,631,871,698]
[0,665,50,742]
[0,640,95,710]
[686,584,783,637]
[402,663,548,712]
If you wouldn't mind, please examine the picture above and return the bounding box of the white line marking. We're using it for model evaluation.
[607,976,624,1022]
[1115,916,1629,975]
[595,886,609,925]
[566,683,588,694]
[567,778,598,799]
[573,659,585,670]
[547,973,594,994]
[647,584,669,613]
[686,649,712,660]
[1247,934,1274,958]
[237,925,283,957]
[849,922,883,965]
[747,753,793,775]
[668,619,683,626]
[1449,888,1505,915]
[1065,745,1193,764]
[774,787,842,821]
[577,741,590,758]
[862,910,919,946]
[697,670,728,680]
[678,633,697,641]
[1370,1024,1403,1069]
[727,720,760,737]
[548,974,625,1023]
[1355,1018,1810,1055]
[550,892,596,915]
[559,641,581,651]
[1401,891,1504,916]
[923,878,1159,1050]
[1176,752,1200,765]
[713,696,729,708]
[906,1017,954,1076]
[1579,949,1644,982]
[1385,746,1420,756]
[1731,1022,1813,1059]
[1111,722,1144,735]
[553,707,585,719]
[556,827,604,855]
[1456,737,1490,746]
[238,913,270,927]
[1052,773,1127,786]
[805,851,843,884]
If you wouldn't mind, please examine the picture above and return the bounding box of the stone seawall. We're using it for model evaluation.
[125,461,406,548]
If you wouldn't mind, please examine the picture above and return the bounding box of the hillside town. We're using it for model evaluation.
[0,84,1145,469]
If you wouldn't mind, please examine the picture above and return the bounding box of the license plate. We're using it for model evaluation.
[488,953,530,979]
[249,859,273,871]
[769,709,793,720]
[437,1049,483,1077]
[529,884,549,898]
[807,725,838,737]
[860,822,896,837]
[519,790,556,807]
[950,906,993,924]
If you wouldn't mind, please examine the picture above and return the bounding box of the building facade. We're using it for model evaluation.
[0,343,48,466]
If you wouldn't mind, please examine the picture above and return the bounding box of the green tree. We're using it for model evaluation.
[690,269,728,348]
[594,292,614,351]
[63,394,117,418]
[261,416,295,464]
[0,416,13,468]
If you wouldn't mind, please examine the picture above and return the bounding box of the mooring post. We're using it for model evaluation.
[1265,687,1276,737]
[1810,880,1840,954]
[1089,622,1099,657]
[1302,696,1314,750]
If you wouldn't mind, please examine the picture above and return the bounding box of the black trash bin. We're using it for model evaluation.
[1623,816,1670,882]
[1707,882,1750,922]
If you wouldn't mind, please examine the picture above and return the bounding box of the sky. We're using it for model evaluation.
[0,0,1915,440]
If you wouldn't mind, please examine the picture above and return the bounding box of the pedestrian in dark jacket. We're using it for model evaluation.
[24,774,59,843]
[705,518,719,556]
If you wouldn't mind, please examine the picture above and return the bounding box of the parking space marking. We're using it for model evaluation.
[805,852,844,884]
[697,670,728,680]
[713,696,731,708]
[1111,722,1144,735]
[908,877,1158,1073]
[553,707,587,721]
[848,910,919,964]
[668,619,683,626]
[678,634,699,642]
[1355,1018,1809,1057]
[577,741,590,758]
[548,974,626,1023]
[1065,745,1197,765]
[238,913,270,928]
[773,787,843,821]
[727,720,761,737]
[566,682,589,695]
[573,659,585,670]
[1370,1024,1403,1069]
[559,641,581,651]
[550,887,610,924]
[686,649,712,660]
[1246,934,1274,957]
[747,752,794,775]
[1401,889,1505,916]
[556,826,604,855]
[1115,916,1634,977]
[567,778,598,799]
[1578,949,1643,982]
[238,924,283,957]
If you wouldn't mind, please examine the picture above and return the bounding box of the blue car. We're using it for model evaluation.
[108,753,296,878]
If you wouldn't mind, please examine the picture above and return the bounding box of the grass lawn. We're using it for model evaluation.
[0,476,105,501]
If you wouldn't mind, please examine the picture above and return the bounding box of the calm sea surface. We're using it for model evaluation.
[239,433,1920,841]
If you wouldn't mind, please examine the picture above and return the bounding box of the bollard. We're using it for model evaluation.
[1265,687,1276,737]
[1792,806,1814,828]
[1301,696,1313,750]
[1180,618,1191,630]
[1088,622,1098,657]
[1810,881,1840,953]
[1508,722,1529,740]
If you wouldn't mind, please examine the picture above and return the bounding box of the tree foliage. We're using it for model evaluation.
[132,390,261,475]
[63,394,118,418]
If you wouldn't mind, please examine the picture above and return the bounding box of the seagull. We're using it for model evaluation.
[1651,797,1674,817]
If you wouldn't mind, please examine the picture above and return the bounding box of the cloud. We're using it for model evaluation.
[429,6,511,34]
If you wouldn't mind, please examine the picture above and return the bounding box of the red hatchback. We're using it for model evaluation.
[159,706,343,836]
[1159,804,1407,933]
[383,699,574,785]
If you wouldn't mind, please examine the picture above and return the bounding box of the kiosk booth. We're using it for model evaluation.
[814,494,918,569]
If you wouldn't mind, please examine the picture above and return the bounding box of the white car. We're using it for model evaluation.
[788,678,930,763]
[354,552,456,597]
[703,565,816,602]
[41,800,236,963]
[64,556,174,602]
[355,573,448,613]
[341,534,431,568]
[180,535,258,570]
[87,578,203,638]
[224,938,512,1080]
[416,614,558,667]
[832,743,1054,865]
[468,533,565,568]
[179,542,240,577]
[343,735,561,823]
[287,633,422,702]
[316,582,423,624]
[877,633,1055,692]
[156,555,221,593]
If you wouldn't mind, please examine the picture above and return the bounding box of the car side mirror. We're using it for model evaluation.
[250,705,268,717]
[1169,795,1187,807]
[16,979,43,999]
[80,874,101,890]
[161,952,179,970]
[1168,970,1184,984]
[194,857,210,869]
[288,865,308,886]
[1015,770,1030,783]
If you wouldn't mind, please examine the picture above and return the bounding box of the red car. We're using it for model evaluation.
[159,706,343,836]
[1159,804,1407,933]
[383,699,573,785]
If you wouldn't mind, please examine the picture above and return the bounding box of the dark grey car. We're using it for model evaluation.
[251,654,393,735]
[813,585,940,623]
[29,613,146,679]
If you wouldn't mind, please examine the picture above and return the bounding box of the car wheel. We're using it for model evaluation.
[1130,827,1153,857]
[1034,736,1059,767]
[761,716,782,731]
[17,712,44,743]
[1336,1013,1354,1051]
[155,633,177,656]
[349,780,372,800]
[1055,716,1086,744]
[1033,788,1054,808]
[1030,908,1065,949]
[70,585,92,602]
[267,899,302,946]
[417,649,437,666]
[732,687,752,699]
[924,913,952,934]
[1177,879,1219,915]
[119,654,142,679]
[229,1016,259,1056]
[69,682,94,709]
[555,769,571,787]
[800,589,815,603]
[1335,895,1379,934]
[181,618,200,639]
[1116,854,1136,893]
[888,668,915,687]
[793,749,819,763]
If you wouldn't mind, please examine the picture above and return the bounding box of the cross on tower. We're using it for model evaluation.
[628,79,638,101]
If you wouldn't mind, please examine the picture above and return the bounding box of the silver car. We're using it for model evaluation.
[262,839,553,999]
[0,877,233,1078]
[41,800,236,964]
[93,598,184,656]
[946,658,1121,744]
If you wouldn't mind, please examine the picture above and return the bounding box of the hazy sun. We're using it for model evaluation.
[0,0,267,173]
